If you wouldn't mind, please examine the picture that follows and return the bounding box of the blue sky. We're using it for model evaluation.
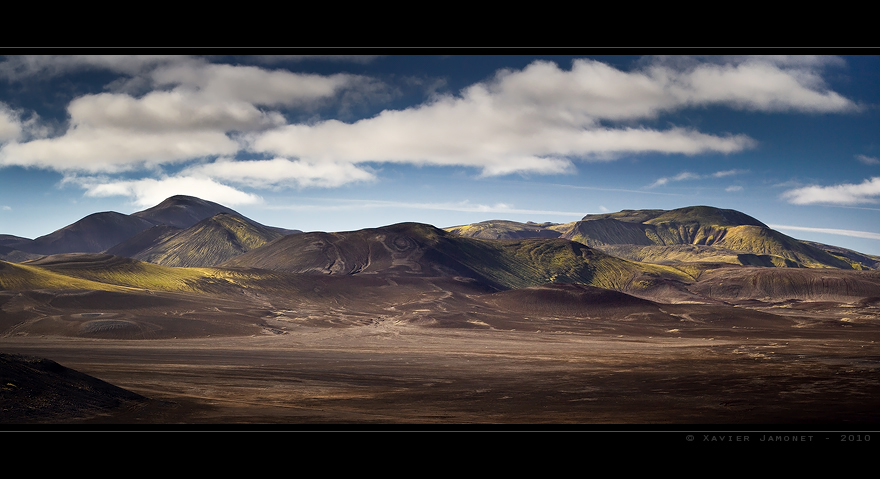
[1,53,880,254]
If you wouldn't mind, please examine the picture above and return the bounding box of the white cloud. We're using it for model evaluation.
[650,169,748,188]
[0,128,239,173]
[769,224,880,241]
[249,55,853,177]
[67,91,286,132]
[782,177,880,205]
[182,157,376,188]
[150,61,381,108]
[726,185,744,192]
[0,56,858,184]
[75,175,262,207]
[663,59,855,113]
[0,102,22,142]
[1,205,10,211]
[252,110,754,178]
[857,154,880,165]
[712,169,747,178]
[0,58,390,174]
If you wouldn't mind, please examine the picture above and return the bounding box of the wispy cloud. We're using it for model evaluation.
[857,154,880,165]
[1,205,10,211]
[726,185,744,192]
[267,199,584,217]
[650,169,749,188]
[769,224,880,241]
[781,177,880,205]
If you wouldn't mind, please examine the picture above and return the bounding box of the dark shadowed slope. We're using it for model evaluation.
[485,282,659,316]
[16,212,159,255]
[130,195,241,229]
[0,245,41,263]
[687,266,880,302]
[0,234,32,249]
[0,353,146,424]
[103,224,182,258]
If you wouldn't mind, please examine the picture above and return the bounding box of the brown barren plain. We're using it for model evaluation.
[3,279,880,425]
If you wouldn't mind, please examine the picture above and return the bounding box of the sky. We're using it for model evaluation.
[1,53,880,255]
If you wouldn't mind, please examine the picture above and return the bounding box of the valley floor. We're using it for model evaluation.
[3,314,880,426]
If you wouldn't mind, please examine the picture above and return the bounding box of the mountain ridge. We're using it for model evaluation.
[446,205,873,270]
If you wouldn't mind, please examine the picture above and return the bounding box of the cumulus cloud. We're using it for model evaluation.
[251,102,754,178]
[0,102,22,142]
[0,128,239,173]
[662,59,854,112]
[182,157,376,188]
[71,175,262,207]
[67,91,286,132]
[248,55,852,178]
[857,154,880,165]
[782,177,880,205]
[0,58,385,173]
[149,60,382,108]
[0,55,859,185]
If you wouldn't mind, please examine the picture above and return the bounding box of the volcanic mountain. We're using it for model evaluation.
[220,222,690,291]
[2,195,299,259]
[130,195,242,229]
[447,206,870,270]
[13,212,160,255]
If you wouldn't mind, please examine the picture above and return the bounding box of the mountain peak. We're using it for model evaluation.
[132,196,242,229]
[582,206,766,228]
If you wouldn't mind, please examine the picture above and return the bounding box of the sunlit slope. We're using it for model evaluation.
[118,213,285,267]
[20,254,211,292]
[802,241,880,270]
[444,220,562,240]
[7,254,308,296]
[0,260,129,292]
[222,222,690,291]
[553,206,855,269]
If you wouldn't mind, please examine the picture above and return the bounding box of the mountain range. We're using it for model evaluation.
[2,196,880,309]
